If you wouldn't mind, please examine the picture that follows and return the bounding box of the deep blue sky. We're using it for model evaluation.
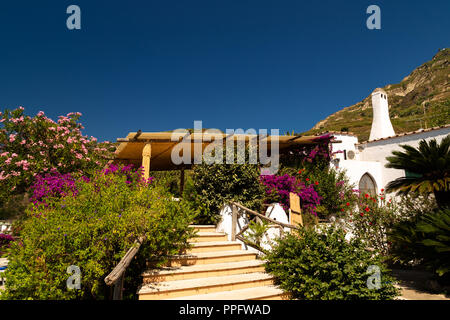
[0,0,449,141]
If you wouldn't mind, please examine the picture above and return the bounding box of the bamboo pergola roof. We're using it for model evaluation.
[113,131,328,172]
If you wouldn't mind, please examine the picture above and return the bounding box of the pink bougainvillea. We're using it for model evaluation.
[29,164,154,208]
[260,174,321,216]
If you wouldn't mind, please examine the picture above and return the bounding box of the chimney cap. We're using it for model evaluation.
[372,87,387,95]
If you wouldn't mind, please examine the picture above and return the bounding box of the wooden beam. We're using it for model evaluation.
[132,130,142,141]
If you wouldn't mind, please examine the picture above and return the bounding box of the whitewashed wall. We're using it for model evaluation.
[359,127,450,190]
[331,127,449,198]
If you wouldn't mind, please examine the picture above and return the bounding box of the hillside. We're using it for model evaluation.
[304,48,450,142]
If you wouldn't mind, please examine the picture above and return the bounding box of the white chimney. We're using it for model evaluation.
[369,88,395,140]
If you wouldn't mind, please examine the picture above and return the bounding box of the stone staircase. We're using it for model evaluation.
[137,225,287,300]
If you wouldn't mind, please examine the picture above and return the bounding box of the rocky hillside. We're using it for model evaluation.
[304,48,450,142]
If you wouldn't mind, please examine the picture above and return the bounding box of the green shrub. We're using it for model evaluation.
[0,166,196,300]
[265,226,399,300]
[347,191,398,255]
[182,173,212,225]
[192,149,265,224]
[151,170,184,197]
[389,207,450,283]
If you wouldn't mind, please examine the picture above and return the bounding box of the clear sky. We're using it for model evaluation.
[0,0,449,141]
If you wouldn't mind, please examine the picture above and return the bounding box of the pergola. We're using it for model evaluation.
[113,130,333,192]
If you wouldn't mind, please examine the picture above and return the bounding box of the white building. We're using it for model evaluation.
[327,88,450,196]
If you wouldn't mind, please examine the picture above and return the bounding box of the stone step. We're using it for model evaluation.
[166,285,287,300]
[189,225,216,233]
[138,272,274,300]
[157,250,258,268]
[142,260,266,283]
[186,241,242,253]
[189,232,228,242]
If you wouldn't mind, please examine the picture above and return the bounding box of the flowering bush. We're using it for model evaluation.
[0,164,195,300]
[260,174,321,216]
[279,134,333,171]
[29,172,78,205]
[29,164,152,206]
[297,167,358,220]
[0,233,14,256]
[277,134,357,220]
[346,190,398,255]
[0,107,114,213]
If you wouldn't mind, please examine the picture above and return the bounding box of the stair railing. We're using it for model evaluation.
[104,235,145,300]
[229,201,300,251]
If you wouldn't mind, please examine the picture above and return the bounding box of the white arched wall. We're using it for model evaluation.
[335,159,383,194]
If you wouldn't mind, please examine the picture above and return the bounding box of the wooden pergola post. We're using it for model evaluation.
[142,143,152,180]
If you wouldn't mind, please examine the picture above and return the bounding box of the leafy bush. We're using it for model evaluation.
[182,173,213,225]
[151,170,183,197]
[192,150,265,224]
[299,167,358,220]
[346,191,398,255]
[384,134,450,208]
[0,165,196,300]
[0,233,14,256]
[389,208,450,283]
[241,219,271,252]
[265,226,400,300]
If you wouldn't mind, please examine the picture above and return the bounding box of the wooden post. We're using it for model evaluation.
[179,167,185,196]
[112,273,124,300]
[142,143,152,180]
[289,192,303,227]
[231,204,237,241]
